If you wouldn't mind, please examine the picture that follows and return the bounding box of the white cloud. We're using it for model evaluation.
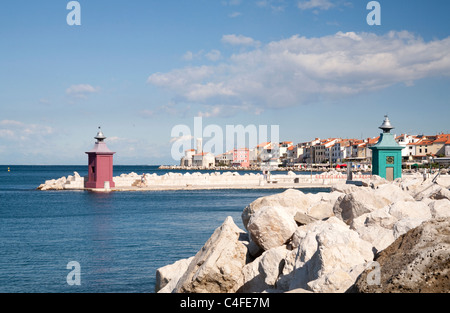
[221,34,261,47]
[0,120,54,141]
[205,50,222,61]
[222,0,242,6]
[147,31,450,116]
[182,51,194,61]
[0,120,23,126]
[197,103,263,118]
[228,11,242,18]
[298,0,335,10]
[256,0,287,12]
[170,134,194,143]
[183,49,222,62]
[66,84,100,99]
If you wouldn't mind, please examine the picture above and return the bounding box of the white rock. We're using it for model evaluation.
[363,207,398,229]
[238,246,289,293]
[388,200,432,221]
[306,191,342,220]
[413,183,447,201]
[242,189,312,229]
[289,217,374,293]
[247,206,298,251]
[354,224,395,253]
[429,199,450,218]
[276,250,298,291]
[373,184,415,202]
[173,217,249,293]
[333,188,392,225]
[156,256,194,293]
[393,218,425,239]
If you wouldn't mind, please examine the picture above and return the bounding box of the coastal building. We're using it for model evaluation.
[434,135,450,165]
[370,116,404,181]
[248,148,258,166]
[292,144,306,165]
[232,148,250,168]
[407,135,439,163]
[180,149,196,167]
[312,138,338,164]
[255,142,271,163]
[355,137,379,164]
[193,152,215,168]
[331,140,346,164]
[432,134,450,157]
[85,127,116,189]
[278,141,294,160]
[256,142,280,166]
[215,150,233,166]
[396,134,420,161]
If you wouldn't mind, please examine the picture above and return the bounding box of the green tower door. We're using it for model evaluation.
[386,167,394,181]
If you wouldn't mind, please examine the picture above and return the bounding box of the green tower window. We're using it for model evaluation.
[386,156,395,165]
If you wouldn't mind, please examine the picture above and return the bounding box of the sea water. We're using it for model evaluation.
[0,165,328,293]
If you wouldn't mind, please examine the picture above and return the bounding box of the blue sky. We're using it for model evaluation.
[1,0,449,165]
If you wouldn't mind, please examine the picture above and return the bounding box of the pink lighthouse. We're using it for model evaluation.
[85,127,116,189]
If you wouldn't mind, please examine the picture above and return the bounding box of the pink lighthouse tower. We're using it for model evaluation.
[85,127,116,189]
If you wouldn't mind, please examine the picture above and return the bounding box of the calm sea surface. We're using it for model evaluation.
[0,165,328,293]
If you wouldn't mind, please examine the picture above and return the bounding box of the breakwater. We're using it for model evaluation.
[37,170,373,191]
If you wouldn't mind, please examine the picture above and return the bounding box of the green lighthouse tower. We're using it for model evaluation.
[370,115,404,181]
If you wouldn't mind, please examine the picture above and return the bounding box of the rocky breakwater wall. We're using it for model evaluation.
[156,175,450,293]
[37,171,265,190]
[115,171,264,188]
[38,170,352,190]
[37,172,85,190]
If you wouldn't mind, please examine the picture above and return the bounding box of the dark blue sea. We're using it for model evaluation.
[0,165,328,293]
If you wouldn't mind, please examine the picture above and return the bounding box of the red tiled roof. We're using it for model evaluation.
[434,134,450,143]
[257,142,270,148]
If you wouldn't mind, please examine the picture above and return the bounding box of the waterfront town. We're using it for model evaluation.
[176,133,450,170]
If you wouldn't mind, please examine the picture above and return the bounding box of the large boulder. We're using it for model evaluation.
[156,256,194,293]
[242,189,312,230]
[350,218,450,293]
[289,217,374,293]
[388,200,432,221]
[429,199,450,218]
[413,183,450,201]
[238,246,289,293]
[373,184,415,203]
[247,206,298,251]
[306,191,342,220]
[351,207,397,253]
[333,188,392,225]
[354,224,396,254]
[330,183,360,194]
[173,217,249,293]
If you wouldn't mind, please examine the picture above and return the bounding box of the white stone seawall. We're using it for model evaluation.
[38,170,377,191]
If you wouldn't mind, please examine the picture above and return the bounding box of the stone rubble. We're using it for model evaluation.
[155,174,450,293]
